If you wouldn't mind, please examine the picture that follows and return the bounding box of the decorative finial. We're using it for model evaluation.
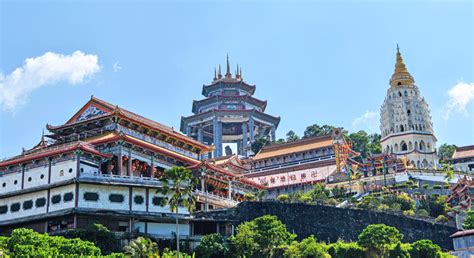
[390,44,414,87]
[239,67,242,79]
[213,67,217,81]
[225,54,231,79]
[235,64,240,79]
[218,64,222,79]
[396,44,400,54]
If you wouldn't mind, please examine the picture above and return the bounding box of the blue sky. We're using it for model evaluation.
[0,0,473,158]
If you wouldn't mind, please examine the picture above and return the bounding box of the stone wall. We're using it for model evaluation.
[197,201,457,250]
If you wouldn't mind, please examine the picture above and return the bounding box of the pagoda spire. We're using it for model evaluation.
[235,64,240,79]
[225,54,232,79]
[240,67,242,79]
[390,44,414,87]
[213,67,217,81]
[218,64,222,79]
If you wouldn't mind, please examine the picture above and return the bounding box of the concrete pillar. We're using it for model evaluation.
[186,126,192,137]
[197,126,203,142]
[242,123,248,156]
[249,117,255,143]
[128,148,132,177]
[271,125,276,142]
[213,118,222,157]
[228,180,232,200]
[118,145,123,176]
[237,141,242,156]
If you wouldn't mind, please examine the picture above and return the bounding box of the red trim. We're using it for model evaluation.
[0,142,111,168]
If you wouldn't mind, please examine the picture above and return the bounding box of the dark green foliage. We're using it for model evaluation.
[463,210,474,229]
[6,228,100,256]
[194,233,229,258]
[348,131,382,158]
[438,144,457,163]
[251,136,271,154]
[285,235,329,258]
[357,224,403,256]
[303,124,337,138]
[389,243,411,258]
[63,223,120,254]
[229,215,296,258]
[286,130,300,142]
[410,239,441,258]
[327,241,365,258]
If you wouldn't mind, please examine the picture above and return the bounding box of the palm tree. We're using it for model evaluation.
[123,237,159,258]
[255,189,268,201]
[159,166,197,257]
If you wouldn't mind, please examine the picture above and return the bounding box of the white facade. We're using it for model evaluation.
[380,47,439,168]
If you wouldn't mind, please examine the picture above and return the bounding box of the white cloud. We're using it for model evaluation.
[0,51,100,110]
[442,81,474,120]
[352,110,379,133]
[113,62,122,72]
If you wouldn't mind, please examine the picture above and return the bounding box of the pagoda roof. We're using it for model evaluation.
[452,145,474,160]
[202,79,256,97]
[47,96,212,153]
[180,109,280,131]
[192,95,267,113]
[253,134,334,161]
[187,161,264,189]
[87,132,200,165]
[0,141,111,168]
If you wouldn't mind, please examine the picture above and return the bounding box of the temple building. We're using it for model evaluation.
[0,96,260,237]
[180,56,280,157]
[380,46,439,169]
[451,145,474,172]
[245,132,349,198]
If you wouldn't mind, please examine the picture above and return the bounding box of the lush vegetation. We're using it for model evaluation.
[438,144,457,164]
[192,215,452,258]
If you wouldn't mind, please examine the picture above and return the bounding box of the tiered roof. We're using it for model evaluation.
[253,134,334,161]
[452,145,474,161]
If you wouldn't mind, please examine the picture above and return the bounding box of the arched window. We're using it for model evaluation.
[422,159,428,168]
[396,125,399,132]
[427,142,431,151]
[408,141,413,150]
[404,91,408,96]
[414,141,418,150]
[400,125,404,132]
[407,109,411,116]
[419,140,425,151]
[401,141,408,151]
[398,91,402,97]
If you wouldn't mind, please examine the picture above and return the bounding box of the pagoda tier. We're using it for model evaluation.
[180,56,280,158]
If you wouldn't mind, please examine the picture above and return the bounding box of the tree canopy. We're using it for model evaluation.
[438,144,457,163]
[357,224,403,256]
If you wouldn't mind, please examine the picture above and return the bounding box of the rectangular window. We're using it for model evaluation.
[63,192,74,202]
[35,198,46,207]
[109,194,124,203]
[51,194,61,204]
[84,192,99,201]
[23,200,33,210]
[0,205,7,214]
[11,203,20,212]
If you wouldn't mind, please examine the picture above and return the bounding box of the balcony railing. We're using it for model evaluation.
[250,155,336,173]
[194,190,239,207]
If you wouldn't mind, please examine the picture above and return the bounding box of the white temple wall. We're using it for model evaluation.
[0,172,23,194]
[50,160,77,184]
[0,190,48,221]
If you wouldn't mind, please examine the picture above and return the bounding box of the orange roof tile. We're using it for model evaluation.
[452,145,474,160]
[253,135,333,160]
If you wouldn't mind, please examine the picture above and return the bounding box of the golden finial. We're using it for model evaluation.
[218,65,222,79]
[225,54,231,79]
[390,44,414,87]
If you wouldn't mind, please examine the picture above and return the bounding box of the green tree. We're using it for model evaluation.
[123,237,159,258]
[251,136,271,154]
[327,240,365,258]
[284,235,329,258]
[438,144,457,163]
[286,130,300,142]
[308,184,330,204]
[277,194,290,202]
[194,233,229,258]
[229,215,296,258]
[303,124,338,138]
[159,166,198,257]
[357,224,403,257]
[463,210,474,229]
[410,240,441,258]
[6,228,100,256]
[63,223,120,254]
[389,243,411,258]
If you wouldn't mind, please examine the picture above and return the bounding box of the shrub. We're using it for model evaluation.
[435,215,449,223]
[194,233,229,258]
[403,210,415,216]
[243,193,255,201]
[463,210,474,229]
[390,203,401,211]
[443,183,450,189]
[277,194,290,202]
[299,195,313,204]
[433,185,442,189]
[417,209,429,217]
[389,243,412,258]
[357,224,403,257]
[377,204,390,211]
[327,198,338,206]
[284,235,330,258]
[327,240,365,258]
[410,239,441,258]
[422,184,430,189]
[123,237,158,258]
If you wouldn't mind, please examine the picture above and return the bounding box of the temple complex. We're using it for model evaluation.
[0,96,260,236]
[180,56,280,157]
[380,46,439,168]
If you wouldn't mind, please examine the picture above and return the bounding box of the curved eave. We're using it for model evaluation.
[0,143,111,168]
[191,95,268,113]
[202,81,256,96]
[380,131,437,143]
[47,112,114,132]
[90,134,200,166]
